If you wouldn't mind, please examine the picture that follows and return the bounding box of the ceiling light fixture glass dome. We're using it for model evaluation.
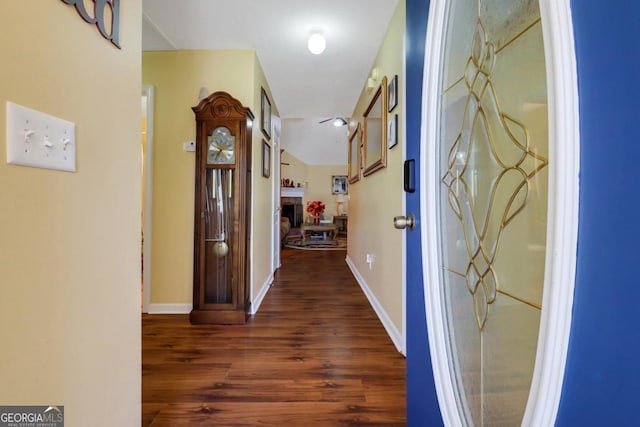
[333,118,347,127]
[307,32,326,55]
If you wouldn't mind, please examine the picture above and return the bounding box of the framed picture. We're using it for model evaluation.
[388,114,398,149]
[262,139,271,178]
[387,74,398,113]
[261,87,271,139]
[332,175,348,194]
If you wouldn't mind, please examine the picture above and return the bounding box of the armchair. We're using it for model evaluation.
[280,216,291,242]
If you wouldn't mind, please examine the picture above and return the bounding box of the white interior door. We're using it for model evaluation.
[272,116,282,271]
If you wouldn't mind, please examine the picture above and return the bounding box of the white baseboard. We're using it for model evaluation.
[251,273,273,314]
[345,255,404,354]
[144,274,274,316]
[147,303,192,314]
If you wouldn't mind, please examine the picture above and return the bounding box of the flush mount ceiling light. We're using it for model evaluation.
[307,31,326,55]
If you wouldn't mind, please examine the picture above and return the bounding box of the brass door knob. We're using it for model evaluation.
[393,213,415,231]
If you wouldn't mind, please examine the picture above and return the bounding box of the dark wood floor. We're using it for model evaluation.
[142,248,406,426]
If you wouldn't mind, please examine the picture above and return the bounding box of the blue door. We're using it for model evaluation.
[405,0,442,424]
[406,0,640,425]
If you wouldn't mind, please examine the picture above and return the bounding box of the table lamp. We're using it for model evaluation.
[335,194,347,216]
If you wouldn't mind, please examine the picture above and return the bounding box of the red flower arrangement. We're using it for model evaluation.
[306,200,325,216]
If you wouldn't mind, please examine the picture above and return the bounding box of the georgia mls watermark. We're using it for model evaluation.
[0,406,63,427]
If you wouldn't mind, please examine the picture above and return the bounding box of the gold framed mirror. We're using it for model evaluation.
[363,76,387,177]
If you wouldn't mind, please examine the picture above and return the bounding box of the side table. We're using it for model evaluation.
[333,215,348,236]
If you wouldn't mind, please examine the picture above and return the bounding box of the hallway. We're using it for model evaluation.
[142,248,406,426]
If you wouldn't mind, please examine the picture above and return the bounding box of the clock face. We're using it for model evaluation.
[207,127,236,164]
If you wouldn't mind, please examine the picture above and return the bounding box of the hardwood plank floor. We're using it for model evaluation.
[142,248,406,426]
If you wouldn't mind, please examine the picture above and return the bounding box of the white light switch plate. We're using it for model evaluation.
[6,101,76,172]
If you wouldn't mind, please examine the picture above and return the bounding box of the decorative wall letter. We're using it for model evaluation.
[61,0,121,49]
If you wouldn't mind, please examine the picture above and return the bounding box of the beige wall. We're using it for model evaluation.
[0,2,141,426]
[281,150,308,187]
[280,151,348,220]
[252,56,278,295]
[348,1,406,338]
[305,165,349,220]
[142,50,277,306]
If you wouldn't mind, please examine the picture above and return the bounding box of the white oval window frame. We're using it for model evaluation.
[419,1,580,425]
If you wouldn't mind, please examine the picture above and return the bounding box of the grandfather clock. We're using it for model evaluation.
[190,91,253,324]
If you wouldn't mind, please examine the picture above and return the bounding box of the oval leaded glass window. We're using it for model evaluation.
[437,0,548,424]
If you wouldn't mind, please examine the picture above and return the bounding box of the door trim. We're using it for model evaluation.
[419,0,580,425]
[523,1,580,425]
[271,116,282,273]
[142,84,154,314]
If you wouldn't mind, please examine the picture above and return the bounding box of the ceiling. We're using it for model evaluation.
[142,0,400,165]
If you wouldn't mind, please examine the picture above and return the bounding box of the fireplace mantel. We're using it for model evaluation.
[280,187,305,198]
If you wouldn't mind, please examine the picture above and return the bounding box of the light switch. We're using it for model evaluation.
[6,101,76,172]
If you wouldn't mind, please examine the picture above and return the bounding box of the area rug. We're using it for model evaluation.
[284,237,347,251]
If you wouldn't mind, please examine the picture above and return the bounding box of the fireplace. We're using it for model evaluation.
[281,187,305,227]
[281,197,303,227]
